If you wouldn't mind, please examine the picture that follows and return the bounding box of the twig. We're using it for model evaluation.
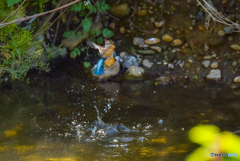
[106,12,119,21]
[0,0,82,27]
[1,0,26,24]
[52,13,61,45]
[36,0,64,34]
[31,8,68,41]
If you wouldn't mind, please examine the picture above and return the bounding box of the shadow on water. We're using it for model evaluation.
[0,70,240,161]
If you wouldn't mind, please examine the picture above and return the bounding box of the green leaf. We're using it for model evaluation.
[102,28,113,38]
[70,2,82,12]
[7,0,21,7]
[81,18,92,33]
[70,50,77,58]
[84,62,91,68]
[74,48,81,56]
[95,29,101,36]
[96,37,103,44]
[63,30,74,38]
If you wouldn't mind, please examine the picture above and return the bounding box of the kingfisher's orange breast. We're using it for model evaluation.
[104,56,115,67]
[104,45,115,58]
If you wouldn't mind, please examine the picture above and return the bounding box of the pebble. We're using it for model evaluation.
[109,22,115,30]
[153,29,159,34]
[203,55,212,59]
[138,9,147,16]
[232,61,238,66]
[231,44,240,50]
[144,38,160,45]
[142,59,153,68]
[137,50,155,54]
[133,37,144,46]
[228,36,233,41]
[154,20,165,28]
[120,52,127,58]
[217,30,225,36]
[168,63,174,69]
[162,34,173,42]
[171,39,183,46]
[207,69,221,81]
[150,46,161,52]
[202,60,211,68]
[179,61,185,68]
[120,27,126,34]
[155,76,171,85]
[211,61,218,69]
[234,76,240,83]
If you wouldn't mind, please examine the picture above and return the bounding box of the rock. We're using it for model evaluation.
[144,38,160,45]
[142,59,153,68]
[228,36,233,41]
[234,76,240,83]
[137,50,155,55]
[154,20,165,28]
[123,66,145,80]
[202,60,211,68]
[138,9,147,16]
[179,61,185,68]
[231,44,240,50]
[138,42,149,48]
[155,76,171,85]
[211,61,218,69]
[153,29,159,34]
[122,55,139,68]
[232,61,238,66]
[109,22,115,30]
[162,34,173,42]
[224,26,234,34]
[109,3,130,18]
[171,39,183,46]
[217,30,225,36]
[120,27,126,34]
[207,69,221,81]
[168,63,174,69]
[133,37,144,46]
[150,46,161,52]
[203,55,212,59]
[120,52,127,58]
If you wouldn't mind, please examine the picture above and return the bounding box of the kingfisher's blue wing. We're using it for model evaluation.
[94,58,104,75]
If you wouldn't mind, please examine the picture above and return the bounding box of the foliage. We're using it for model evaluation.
[65,0,113,62]
[70,48,81,58]
[186,124,240,161]
[0,1,64,81]
[7,0,21,7]
[83,61,90,68]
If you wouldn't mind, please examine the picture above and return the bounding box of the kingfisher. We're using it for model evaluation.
[87,39,120,81]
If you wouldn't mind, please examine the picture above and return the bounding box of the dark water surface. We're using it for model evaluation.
[0,73,240,161]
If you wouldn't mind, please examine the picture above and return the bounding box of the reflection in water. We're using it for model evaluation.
[0,77,240,161]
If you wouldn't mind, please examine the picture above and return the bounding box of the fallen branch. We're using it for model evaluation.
[197,0,240,32]
[0,0,82,27]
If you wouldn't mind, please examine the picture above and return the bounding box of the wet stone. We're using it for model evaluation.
[153,29,159,34]
[123,66,145,80]
[211,61,218,69]
[231,44,240,50]
[217,30,225,37]
[171,39,183,46]
[144,38,160,45]
[109,3,130,18]
[138,9,147,16]
[133,37,144,46]
[155,76,171,85]
[202,60,211,68]
[232,61,238,66]
[168,63,174,69]
[162,34,173,42]
[150,46,161,52]
[207,69,221,81]
[142,59,153,68]
[137,50,155,55]
[203,55,212,59]
[234,76,240,83]
[120,27,126,34]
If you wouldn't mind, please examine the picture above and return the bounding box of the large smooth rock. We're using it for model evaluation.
[234,76,240,83]
[142,59,153,68]
[123,66,145,80]
[162,34,173,42]
[109,3,130,18]
[202,60,211,68]
[207,69,221,81]
[231,44,240,50]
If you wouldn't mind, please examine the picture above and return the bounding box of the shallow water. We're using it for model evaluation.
[0,72,240,161]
